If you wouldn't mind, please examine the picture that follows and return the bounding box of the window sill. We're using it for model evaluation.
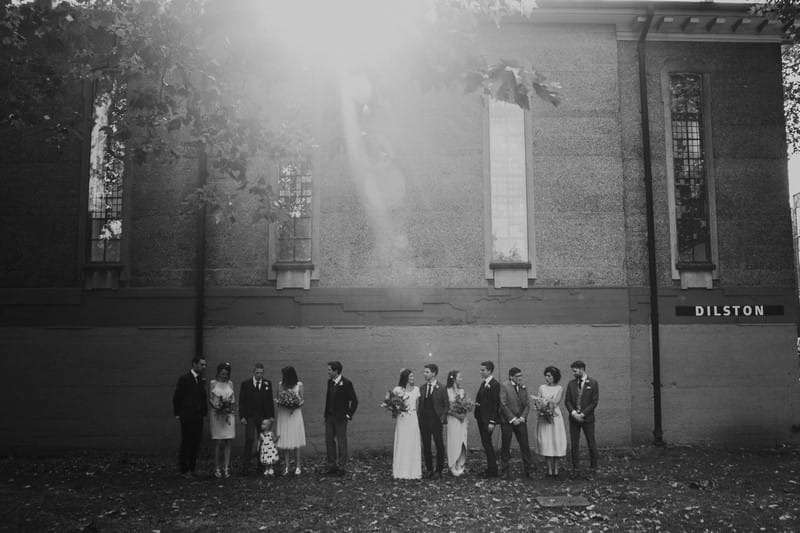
[83,264,123,290]
[676,263,715,290]
[273,262,315,290]
[489,262,531,289]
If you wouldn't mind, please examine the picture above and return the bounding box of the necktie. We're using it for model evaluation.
[427,384,432,398]
[256,380,261,391]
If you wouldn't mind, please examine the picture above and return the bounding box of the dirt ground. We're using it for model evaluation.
[1,444,799,532]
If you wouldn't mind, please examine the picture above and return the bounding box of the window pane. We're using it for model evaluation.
[670,74,710,264]
[489,99,528,262]
[276,163,313,263]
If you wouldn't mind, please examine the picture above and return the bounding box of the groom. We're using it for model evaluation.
[564,360,599,471]
[238,363,275,475]
[323,361,359,476]
[475,360,500,478]
[418,363,448,479]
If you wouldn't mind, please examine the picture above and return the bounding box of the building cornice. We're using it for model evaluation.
[525,1,788,44]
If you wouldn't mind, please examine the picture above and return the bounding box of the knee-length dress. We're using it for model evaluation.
[536,384,567,457]
[275,382,306,449]
[446,387,468,475]
[392,386,422,479]
[209,379,236,440]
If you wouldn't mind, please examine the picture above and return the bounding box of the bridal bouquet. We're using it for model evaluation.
[213,395,235,425]
[448,393,475,421]
[380,388,408,418]
[277,389,302,409]
[531,396,555,423]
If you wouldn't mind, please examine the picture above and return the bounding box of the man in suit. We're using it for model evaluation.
[564,360,599,471]
[173,355,207,479]
[499,367,533,478]
[475,360,500,478]
[418,363,449,479]
[238,362,275,475]
[323,361,359,476]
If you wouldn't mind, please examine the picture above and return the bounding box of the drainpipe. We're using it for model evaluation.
[195,149,208,359]
[637,6,664,445]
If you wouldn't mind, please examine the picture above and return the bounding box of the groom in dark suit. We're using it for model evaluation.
[173,356,207,478]
[238,363,275,475]
[475,360,501,478]
[499,367,533,478]
[323,361,359,476]
[564,360,599,471]
[418,363,449,479]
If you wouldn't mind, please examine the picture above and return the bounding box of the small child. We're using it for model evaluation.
[259,418,279,476]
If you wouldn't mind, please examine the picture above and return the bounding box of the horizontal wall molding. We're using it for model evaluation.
[2,286,796,327]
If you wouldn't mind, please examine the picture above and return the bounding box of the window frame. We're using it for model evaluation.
[483,96,536,288]
[662,68,719,287]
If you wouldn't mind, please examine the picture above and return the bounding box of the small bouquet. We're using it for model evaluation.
[380,388,408,418]
[448,392,475,421]
[277,389,302,409]
[213,395,235,425]
[531,396,555,423]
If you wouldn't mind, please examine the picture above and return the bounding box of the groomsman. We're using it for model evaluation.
[475,361,500,478]
[418,363,449,479]
[173,355,207,479]
[239,363,275,475]
[564,360,599,471]
[323,361,359,476]
[499,367,533,478]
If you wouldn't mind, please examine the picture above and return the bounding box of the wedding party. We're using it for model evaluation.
[173,357,599,481]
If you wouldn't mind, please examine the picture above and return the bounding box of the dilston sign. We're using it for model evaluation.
[675,305,784,317]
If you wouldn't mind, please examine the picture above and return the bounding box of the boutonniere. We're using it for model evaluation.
[485,383,490,390]
[586,385,592,390]
[338,381,344,387]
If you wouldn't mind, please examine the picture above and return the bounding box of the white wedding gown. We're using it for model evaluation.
[392,386,422,479]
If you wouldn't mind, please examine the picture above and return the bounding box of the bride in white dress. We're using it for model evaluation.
[392,369,422,480]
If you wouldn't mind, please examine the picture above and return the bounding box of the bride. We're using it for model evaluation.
[392,369,422,479]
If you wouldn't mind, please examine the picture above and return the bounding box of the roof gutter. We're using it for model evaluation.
[637,5,664,446]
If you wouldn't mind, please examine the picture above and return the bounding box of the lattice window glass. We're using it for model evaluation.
[489,99,528,262]
[87,86,126,263]
[669,73,711,264]
[277,163,313,262]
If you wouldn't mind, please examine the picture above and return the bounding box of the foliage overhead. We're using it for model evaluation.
[0,0,560,222]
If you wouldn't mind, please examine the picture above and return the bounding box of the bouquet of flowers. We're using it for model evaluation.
[380,388,408,418]
[277,389,302,409]
[213,395,235,425]
[531,396,555,423]
[447,392,475,421]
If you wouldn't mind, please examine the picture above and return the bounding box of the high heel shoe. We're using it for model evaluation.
[282,465,289,476]
[214,469,222,479]
[294,467,301,476]
[224,468,230,478]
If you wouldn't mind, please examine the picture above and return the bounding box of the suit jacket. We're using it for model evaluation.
[474,377,500,425]
[324,376,359,421]
[418,381,449,424]
[239,378,275,421]
[564,377,599,423]
[499,381,530,423]
[173,372,208,419]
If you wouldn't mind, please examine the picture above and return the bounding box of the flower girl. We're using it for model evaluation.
[259,418,280,476]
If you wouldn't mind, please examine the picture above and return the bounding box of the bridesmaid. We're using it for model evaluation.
[208,362,236,478]
[392,369,422,480]
[535,365,567,477]
[445,369,468,476]
[275,366,306,475]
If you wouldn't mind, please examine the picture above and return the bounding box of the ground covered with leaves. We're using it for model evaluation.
[1,445,800,532]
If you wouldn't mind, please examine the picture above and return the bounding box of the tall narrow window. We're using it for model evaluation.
[665,71,717,288]
[270,161,315,289]
[486,98,532,288]
[277,163,313,262]
[670,74,710,264]
[88,86,126,263]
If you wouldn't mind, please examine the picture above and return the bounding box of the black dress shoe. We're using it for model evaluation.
[481,470,498,478]
[432,471,442,480]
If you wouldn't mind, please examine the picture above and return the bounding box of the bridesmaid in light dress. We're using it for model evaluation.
[275,366,306,476]
[445,369,468,476]
[392,369,422,480]
[535,365,567,477]
[208,362,236,478]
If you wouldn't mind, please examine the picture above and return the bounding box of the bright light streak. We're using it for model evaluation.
[262,0,425,69]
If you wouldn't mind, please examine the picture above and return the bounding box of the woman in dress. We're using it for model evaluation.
[392,368,422,480]
[275,365,306,475]
[208,362,236,478]
[535,365,567,477]
[445,369,468,476]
